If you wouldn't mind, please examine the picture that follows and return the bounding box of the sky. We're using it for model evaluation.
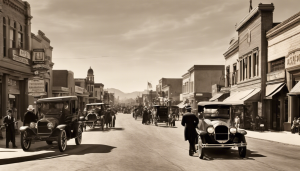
[26,0,300,93]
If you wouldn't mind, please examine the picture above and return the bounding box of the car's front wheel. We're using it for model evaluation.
[58,130,67,152]
[238,136,247,158]
[75,125,82,145]
[21,131,31,151]
[195,136,204,159]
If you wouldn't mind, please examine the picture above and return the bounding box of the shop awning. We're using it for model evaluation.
[266,83,286,99]
[209,93,224,102]
[288,81,300,96]
[177,101,185,108]
[223,88,260,103]
[240,88,261,102]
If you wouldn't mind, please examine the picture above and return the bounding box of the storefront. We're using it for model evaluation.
[75,86,89,112]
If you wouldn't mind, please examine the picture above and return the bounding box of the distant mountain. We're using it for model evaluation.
[107,88,148,100]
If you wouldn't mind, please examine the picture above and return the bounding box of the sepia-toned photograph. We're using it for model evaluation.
[1,0,300,170]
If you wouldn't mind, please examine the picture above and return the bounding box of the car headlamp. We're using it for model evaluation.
[30,122,36,129]
[207,126,215,134]
[230,127,237,134]
[47,122,54,129]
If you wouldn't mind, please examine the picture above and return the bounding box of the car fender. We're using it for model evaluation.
[56,124,67,130]
[196,128,207,136]
[237,129,247,135]
[19,126,37,136]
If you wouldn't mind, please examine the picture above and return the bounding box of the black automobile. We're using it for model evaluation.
[153,105,169,126]
[19,96,83,152]
[84,103,106,130]
[195,102,247,159]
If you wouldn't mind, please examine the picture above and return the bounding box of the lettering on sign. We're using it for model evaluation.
[267,70,285,81]
[19,49,31,59]
[75,86,84,94]
[28,80,45,93]
[286,51,300,68]
[13,55,29,65]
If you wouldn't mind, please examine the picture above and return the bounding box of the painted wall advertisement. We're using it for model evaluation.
[28,79,46,96]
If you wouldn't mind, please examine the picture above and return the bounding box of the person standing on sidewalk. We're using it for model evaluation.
[3,109,17,148]
[181,105,199,156]
[234,116,240,129]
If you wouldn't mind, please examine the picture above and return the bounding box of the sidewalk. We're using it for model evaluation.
[244,129,300,146]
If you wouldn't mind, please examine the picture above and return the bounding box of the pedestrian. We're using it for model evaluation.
[291,117,299,134]
[169,109,176,126]
[3,109,17,148]
[23,105,38,126]
[181,105,199,156]
[142,107,148,125]
[105,108,112,128]
[111,109,116,127]
[147,108,152,124]
[234,116,240,129]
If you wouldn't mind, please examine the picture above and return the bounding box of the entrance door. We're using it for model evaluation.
[272,100,280,131]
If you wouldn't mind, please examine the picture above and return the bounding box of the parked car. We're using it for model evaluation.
[153,105,169,126]
[19,96,83,152]
[196,101,247,159]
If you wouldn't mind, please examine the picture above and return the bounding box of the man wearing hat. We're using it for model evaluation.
[105,108,112,128]
[23,105,38,126]
[3,109,17,148]
[181,105,199,156]
[142,106,148,125]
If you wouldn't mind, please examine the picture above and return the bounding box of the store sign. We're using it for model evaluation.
[28,80,45,93]
[267,70,285,81]
[8,78,17,86]
[32,49,45,64]
[286,51,300,68]
[75,86,84,94]
[9,49,30,65]
[28,92,47,97]
[61,87,69,91]
[19,49,31,59]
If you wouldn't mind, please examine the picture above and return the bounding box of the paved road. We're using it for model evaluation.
[1,113,300,171]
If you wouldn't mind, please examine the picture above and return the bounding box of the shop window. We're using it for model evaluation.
[240,60,243,81]
[18,32,23,48]
[3,17,6,57]
[253,52,259,76]
[248,55,251,78]
[10,26,16,48]
[226,66,230,87]
[270,58,285,72]
[232,64,237,85]
[243,58,247,80]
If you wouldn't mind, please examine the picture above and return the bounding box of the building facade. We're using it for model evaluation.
[180,65,225,109]
[156,78,182,106]
[223,4,274,129]
[94,83,104,103]
[52,70,74,96]
[266,11,300,131]
[0,1,33,125]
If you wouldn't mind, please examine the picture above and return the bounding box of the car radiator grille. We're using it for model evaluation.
[37,121,51,134]
[87,114,97,121]
[215,125,229,141]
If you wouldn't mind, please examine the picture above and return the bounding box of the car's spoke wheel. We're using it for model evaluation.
[75,125,82,145]
[196,136,204,159]
[238,136,247,158]
[58,130,67,152]
[46,141,53,145]
[21,131,31,151]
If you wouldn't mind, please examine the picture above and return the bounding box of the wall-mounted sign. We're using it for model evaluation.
[267,70,285,81]
[32,49,45,64]
[19,49,31,59]
[28,92,47,97]
[8,78,17,86]
[28,80,45,93]
[286,50,300,69]
[75,86,84,94]
[9,49,30,65]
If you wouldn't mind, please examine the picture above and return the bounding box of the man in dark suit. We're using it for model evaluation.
[142,107,148,125]
[3,109,17,148]
[181,105,199,156]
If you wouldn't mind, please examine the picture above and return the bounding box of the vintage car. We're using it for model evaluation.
[19,96,83,152]
[84,103,106,130]
[153,105,169,126]
[195,102,247,159]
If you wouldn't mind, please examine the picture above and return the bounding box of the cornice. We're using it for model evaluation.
[266,11,300,39]
[31,33,42,42]
[38,30,50,43]
[236,6,259,31]
[224,41,239,59]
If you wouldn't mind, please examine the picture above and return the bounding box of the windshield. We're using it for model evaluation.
[38,102,67,115]
[201,106,230,119]
[86,105,102,112]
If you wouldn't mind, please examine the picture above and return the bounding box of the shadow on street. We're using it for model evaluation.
[0,144,116,165]
[196,148,266,161]
[85,127,125,132]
